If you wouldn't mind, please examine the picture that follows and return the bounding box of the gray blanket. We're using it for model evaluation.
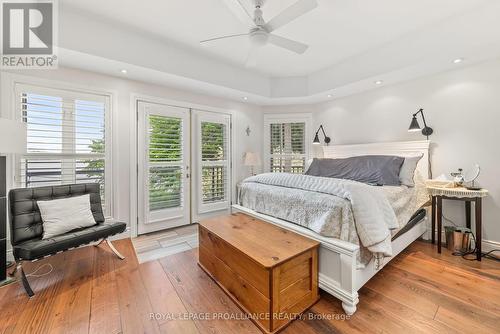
[239,173,429,266]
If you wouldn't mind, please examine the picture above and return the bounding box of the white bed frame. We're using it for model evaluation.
[232,140,431,315]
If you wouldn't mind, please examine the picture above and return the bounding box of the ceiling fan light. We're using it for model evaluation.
[250,30,269,46]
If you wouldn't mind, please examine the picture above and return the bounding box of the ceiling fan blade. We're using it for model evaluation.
[222,0,255,27]
[245,47,259,67]
[268,34,308,54]
[200,33,249,44]
[265,0,318,32]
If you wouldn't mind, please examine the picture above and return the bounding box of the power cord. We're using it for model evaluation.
[26,263,54,278]
[441,214,500,262]
[442,214,457,227]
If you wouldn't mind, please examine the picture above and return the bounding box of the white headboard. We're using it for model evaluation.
[322,140,431,179]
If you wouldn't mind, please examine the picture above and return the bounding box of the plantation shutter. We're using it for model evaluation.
[147,114,184,211]
[269,122,306,173]
[15,84,111,215]
[137,101,190,234]
[194,110,231,216]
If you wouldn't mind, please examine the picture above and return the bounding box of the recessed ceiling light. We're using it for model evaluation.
[375,80,383,85]
[453,58,464,64]
[120,69,127,74]
[243,96,248,101]
[327,94,332,98]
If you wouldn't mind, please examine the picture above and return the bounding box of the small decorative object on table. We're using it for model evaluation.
[426,183,488,261]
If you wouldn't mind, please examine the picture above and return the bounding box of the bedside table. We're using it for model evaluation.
[427,186,488,260]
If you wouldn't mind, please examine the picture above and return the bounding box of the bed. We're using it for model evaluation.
[232,140,431,315]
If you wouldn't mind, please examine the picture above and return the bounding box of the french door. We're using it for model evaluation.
[137,101,190,234]
[191,110,231,222]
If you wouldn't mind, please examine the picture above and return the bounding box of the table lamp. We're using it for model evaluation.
[244,152,261,176]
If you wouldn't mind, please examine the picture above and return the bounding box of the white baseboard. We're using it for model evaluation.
[5,227,131,262]
[482,239,500,254]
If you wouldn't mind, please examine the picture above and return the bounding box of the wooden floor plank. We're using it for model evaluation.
[388,254,500,317]
[1,239,498,334]
[306,293,377,334]
[159,249,261,334]
[367,264,500,332]
[111,239,161,334]
[88,246,122,334]
[42,253,94,334]
[139,260,199,333]
[403,241,500,274]
[359,287,456,334]
[8,250,82,334]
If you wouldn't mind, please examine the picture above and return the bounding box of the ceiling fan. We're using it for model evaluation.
[200,0,318,66]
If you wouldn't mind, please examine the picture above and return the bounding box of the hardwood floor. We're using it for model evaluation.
[1,239,499,334]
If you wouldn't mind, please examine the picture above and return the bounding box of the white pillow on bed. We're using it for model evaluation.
[37,194,97,239]
[305,159,314,173]
[399,154,423,187]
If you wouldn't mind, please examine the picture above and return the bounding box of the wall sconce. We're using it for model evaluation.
[313,125,331,145]
[408,108,433,139]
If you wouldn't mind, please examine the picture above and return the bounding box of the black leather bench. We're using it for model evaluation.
[9,183,126,297]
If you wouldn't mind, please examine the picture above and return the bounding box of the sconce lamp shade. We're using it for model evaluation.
[408,116,421,132]
[0,118,27,154]
[312,133,321,145]
[408,108,433,139]
[244,152,261,167]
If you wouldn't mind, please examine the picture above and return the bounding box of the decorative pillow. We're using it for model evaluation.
[37,194,97,239]
[305,155,404,186]
[399,154,423,187]
[304,158,314,173]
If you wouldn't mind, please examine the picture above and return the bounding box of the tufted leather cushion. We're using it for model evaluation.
[13,221,125,260]
[9,183,105,246]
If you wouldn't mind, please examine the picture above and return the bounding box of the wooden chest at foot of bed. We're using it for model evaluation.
[198,213,320,334]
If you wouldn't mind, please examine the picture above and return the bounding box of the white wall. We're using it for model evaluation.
[264,58,500,244]
[1,67,263,241]
[3,58,500,247]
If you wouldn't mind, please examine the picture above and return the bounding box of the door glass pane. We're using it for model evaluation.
[148,115,183,211]
[202,166,225,203]
[201,122,227,204]
[149,166,182,211]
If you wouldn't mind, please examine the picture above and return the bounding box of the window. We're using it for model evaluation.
[264,114,311,174]
[15,84,111,215]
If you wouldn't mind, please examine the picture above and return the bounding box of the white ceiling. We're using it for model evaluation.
[61,0,493,77]
[57,0,500,104]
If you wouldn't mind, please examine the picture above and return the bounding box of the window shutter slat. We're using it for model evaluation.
[16,85,109,214]
[147,115,184,211]
[269,122,306,173]
[200,121,228,205]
